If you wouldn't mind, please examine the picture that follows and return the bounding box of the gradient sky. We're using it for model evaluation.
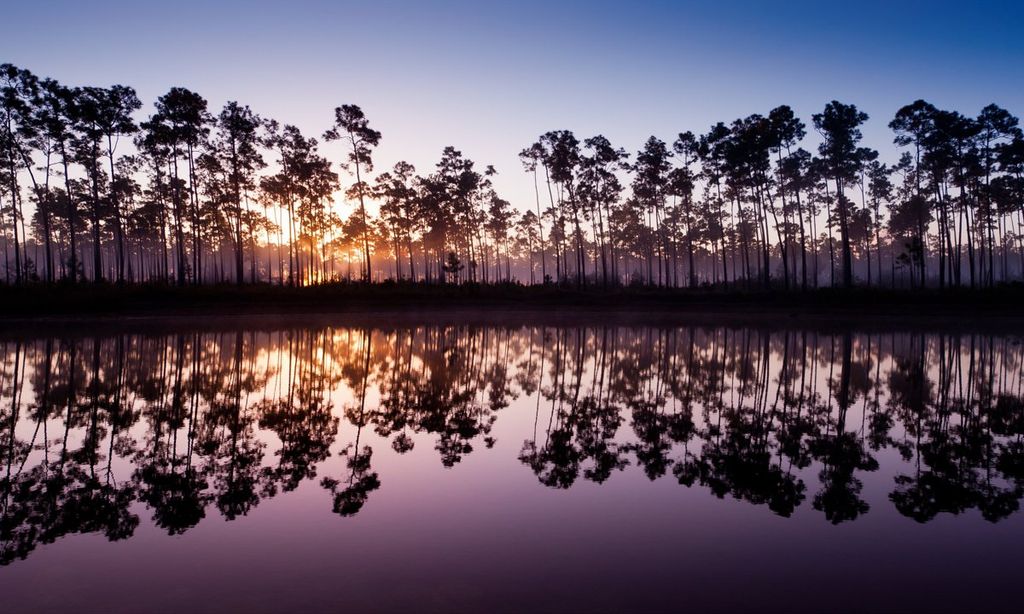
[6,0,1024,211]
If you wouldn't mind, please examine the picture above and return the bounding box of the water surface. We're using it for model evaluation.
[1,318,1022,612]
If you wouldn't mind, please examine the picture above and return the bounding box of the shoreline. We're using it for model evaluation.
[2,284,1024,334]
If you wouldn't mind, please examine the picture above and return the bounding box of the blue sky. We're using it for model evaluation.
[6,0,1024,208]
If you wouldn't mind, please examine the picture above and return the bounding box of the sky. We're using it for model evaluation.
[6,0,1024,212]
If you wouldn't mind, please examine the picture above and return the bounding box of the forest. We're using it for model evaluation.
[2,63,1024,291]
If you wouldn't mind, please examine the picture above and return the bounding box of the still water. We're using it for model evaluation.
[0,317,1022,612]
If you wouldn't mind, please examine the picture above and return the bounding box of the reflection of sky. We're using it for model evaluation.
[7,0,1024,216]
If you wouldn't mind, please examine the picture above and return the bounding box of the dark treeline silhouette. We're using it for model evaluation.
[2,323,1023,565]
[3,64,1023,289]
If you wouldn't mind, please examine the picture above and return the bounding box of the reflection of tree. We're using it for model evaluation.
[322,329,380,516]
[2,326,1024,566]
[134,335,210,533]
[693,405,807,517]
[520,328,628,488]
[371,330,419,454]
[991,395,1024,489]
[887,335,1024,522]
[136,459,209,534]
[403,327,505,467]
[811,431,876,523]
[672,330,807,516]
[1,463,138,565]
[1,340,138,563]
[810,333,878,524]
[201,333,271,520]
[258,332,339,493]
[322,444,380,517]
[617,329,683,480]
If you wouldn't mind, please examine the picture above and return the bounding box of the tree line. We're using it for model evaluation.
[3,63,1023,288]
[3,324,1024,564]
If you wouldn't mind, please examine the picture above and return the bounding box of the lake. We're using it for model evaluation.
[1,316,1022,612]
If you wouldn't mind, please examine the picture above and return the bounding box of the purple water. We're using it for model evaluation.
[1,323,1022,612]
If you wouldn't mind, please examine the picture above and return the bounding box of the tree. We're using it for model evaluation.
[0,65,41,284]
[147,87,210,285]
[486,193,514,282]
[324,105,380,281]
[539,131,583,285]
[212,101,264,284]
[514,210,541,283]
[866,160,893,286]
[518,142,549,283]
[671,132,699,287]
[579,135,628,287]
[697,122,734,284]
[768,105,807,289]
[975,104,1021,286]
[889,100,937,286]
[71,86,119,282]
[91,85,140,283]
[632,136,673,286]
[372,161,418,280]
[814,101,869,288]
[39,78,82,282]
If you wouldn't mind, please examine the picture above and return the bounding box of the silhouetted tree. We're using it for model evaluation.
[324,105,380,281]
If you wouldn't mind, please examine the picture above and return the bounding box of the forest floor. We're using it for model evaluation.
[2,282,1024,332]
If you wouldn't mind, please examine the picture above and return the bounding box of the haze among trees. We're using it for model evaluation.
[2,63,1024,289]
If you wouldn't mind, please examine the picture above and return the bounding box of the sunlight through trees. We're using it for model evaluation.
[3,64,1023,288]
